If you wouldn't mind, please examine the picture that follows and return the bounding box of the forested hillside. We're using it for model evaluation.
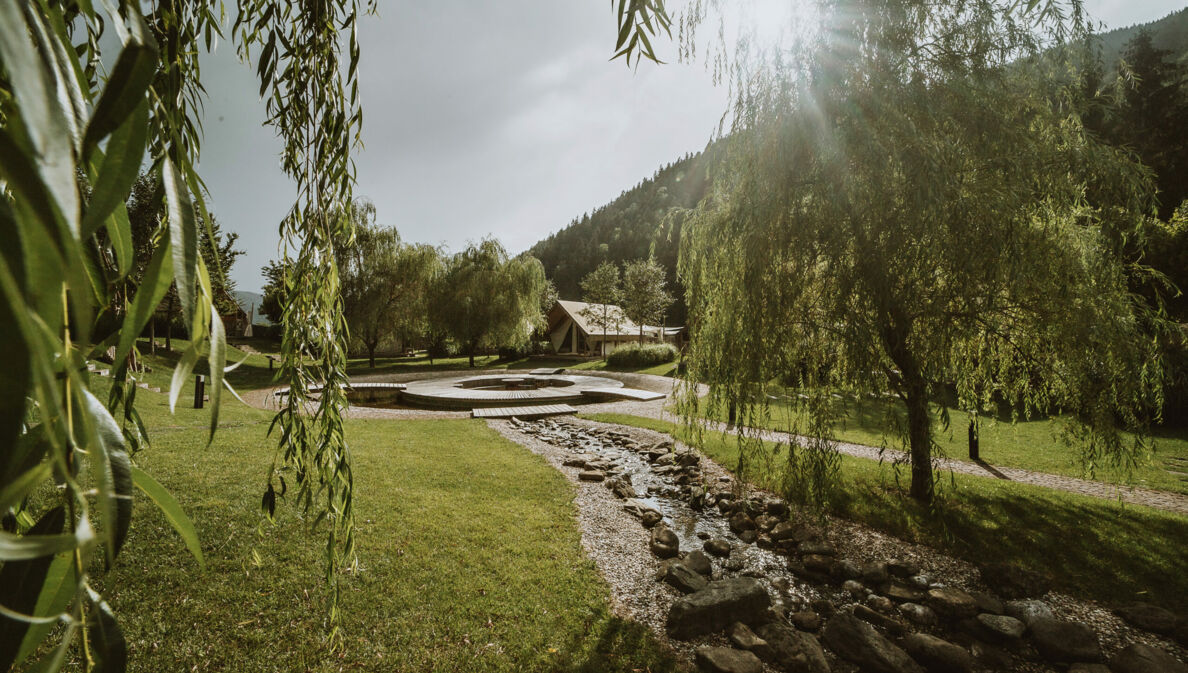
[528,146,720,325]
[1095,7,1188,66]
[529,6,1188,328]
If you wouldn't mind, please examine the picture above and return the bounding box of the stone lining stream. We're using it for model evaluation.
[494,416,1188,673]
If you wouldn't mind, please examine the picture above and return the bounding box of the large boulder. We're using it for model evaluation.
[705,538,732,558]
[926,587,979,619]
[980,562,1050,599]
[695,646,764,673]
[1030,618,1103,663]
[650,526,680,559]
[975,613,1027,645]
[755,622,830,673]
[1003,599,1053,627]
[821,613,924,673]
[1109,643,1188,673]
[728,622,773,661]
[902,633,973,673]
[663,560,709,594]
[730,512,757,534]
[667,578,772,639]
[606,474,636,499]
[685,550,714,577]
[1113,603,1179,635]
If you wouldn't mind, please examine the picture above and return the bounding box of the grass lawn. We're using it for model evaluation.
[708,396,1188,495]
[583,412,1188,615]
[87,383,684,672]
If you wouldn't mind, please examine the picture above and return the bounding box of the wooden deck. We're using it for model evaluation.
[274,382,407,397]
[472,404,577,419]
[580,387,667,401]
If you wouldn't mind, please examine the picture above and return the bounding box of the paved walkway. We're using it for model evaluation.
[588,397,1188,517]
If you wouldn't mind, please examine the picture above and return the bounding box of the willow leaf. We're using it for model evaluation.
[0,507,64,672]
[77,389,133,565]
[113,238,172,374]
[80,16,157,155]
[207,305,226,442]
[130,466,204,568]
[82,98,149,239]
[164,157,198,332]
[168,344,200,413]
[11,555,76,669]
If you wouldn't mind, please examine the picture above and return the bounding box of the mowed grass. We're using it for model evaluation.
[89,383,684,672]
[584,412,1188,614]
[708,396,1188,495]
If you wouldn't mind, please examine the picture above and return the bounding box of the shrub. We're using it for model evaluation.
[607,342,678,368]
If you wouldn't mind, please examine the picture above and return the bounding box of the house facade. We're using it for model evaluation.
[546,299,684,356]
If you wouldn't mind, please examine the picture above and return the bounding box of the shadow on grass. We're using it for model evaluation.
[555,614,686,673]
[832,476,1188,613]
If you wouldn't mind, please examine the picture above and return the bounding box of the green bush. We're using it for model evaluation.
[607,342,678,368]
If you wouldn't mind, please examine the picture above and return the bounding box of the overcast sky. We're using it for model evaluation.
[195,1,1187,294]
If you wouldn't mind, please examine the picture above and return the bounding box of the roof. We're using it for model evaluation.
[550,300,678,338]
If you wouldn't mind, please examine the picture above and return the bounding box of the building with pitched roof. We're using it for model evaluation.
[545,299,684,356]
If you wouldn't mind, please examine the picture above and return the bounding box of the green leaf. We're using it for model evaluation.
[103,203,135,278]
[130,466,204,568]
[0,530,78,561]
[0,462,52,513]
[168,344,200,413]
[81,97,149,239]
[0,0,79,231]
[207,305,226,442]
[11,555,75,670]
[80,15,158,156]
[113,238,173,375]
[86,597,127,673]
[76,389,133,566]
[164,157,198,332]
[0,200,31,455]
[0,507,64,672]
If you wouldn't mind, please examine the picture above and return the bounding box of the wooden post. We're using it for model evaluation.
[193,374,204,409]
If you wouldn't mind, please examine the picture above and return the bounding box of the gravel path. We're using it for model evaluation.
[591,398,1188,517]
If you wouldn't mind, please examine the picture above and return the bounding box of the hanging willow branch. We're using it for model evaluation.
[234,0,371,636]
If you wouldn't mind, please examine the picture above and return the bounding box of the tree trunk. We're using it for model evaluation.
[150,317,156,355]
[469,342,476,368]
[367,342,376,369]
[639,324,644,345]
[903,383,933,502]
[880,307,933,503]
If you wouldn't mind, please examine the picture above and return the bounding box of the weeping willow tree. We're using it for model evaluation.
[676,0,1169,505]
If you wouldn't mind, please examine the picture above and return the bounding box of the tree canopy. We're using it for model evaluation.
[431,240,551,367]
[677,0,1169,504]
[621,258,674,342]
[337,201,441,367]
[579,261,625,358]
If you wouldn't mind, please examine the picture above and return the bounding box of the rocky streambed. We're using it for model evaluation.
[492,416,1188,673]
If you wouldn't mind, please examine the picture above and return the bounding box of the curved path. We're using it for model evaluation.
[590,392,1188,517]
[243,368,1188,515]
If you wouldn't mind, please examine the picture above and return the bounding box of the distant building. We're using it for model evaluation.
[546,299,684,356]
